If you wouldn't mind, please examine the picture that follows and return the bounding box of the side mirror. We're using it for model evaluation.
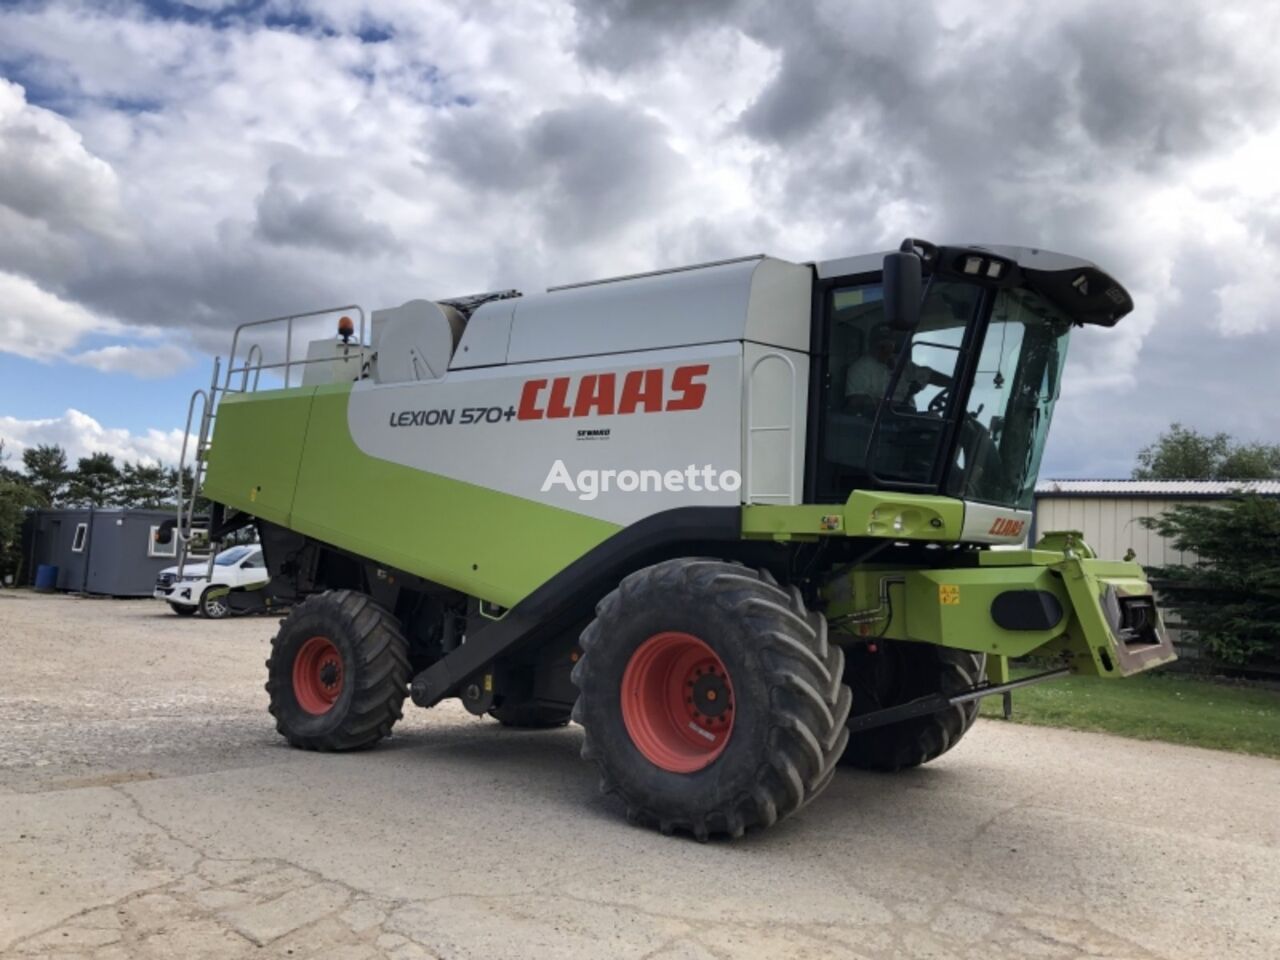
[883,239,923,331]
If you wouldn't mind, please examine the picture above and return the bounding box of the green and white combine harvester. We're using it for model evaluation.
[165,239,1175,839]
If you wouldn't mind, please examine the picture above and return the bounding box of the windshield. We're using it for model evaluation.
[945,288,1071,509]
[214,545,255,566]
[814,280,982,498]
[813,280,1071,511]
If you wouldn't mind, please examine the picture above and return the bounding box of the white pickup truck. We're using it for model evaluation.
[154,544,267,618]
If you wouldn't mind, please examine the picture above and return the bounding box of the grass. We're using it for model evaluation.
[979,668,1280,758]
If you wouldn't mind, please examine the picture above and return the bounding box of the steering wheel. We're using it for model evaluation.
[927,386,952,415]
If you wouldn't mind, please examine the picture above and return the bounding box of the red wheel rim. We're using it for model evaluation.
[293,635,344,715]
[620,632,735,773]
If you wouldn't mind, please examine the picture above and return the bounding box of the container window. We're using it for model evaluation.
[71,523,88,553]
[149,525,177,558]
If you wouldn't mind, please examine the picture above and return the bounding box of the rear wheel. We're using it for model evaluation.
[839,641,985,771]
[169,602,197,617]
[573,558,851,840]
[266,590,411,751]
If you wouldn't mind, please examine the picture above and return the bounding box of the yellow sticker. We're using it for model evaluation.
[939,584,961,605]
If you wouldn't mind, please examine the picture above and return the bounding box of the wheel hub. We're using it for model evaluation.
[293,635,345,715]
[690,670,731,719]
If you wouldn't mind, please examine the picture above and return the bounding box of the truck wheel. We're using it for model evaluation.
[573,559,851,840]
[489,702,572,728]
[200,587,231,620]
[169,602,197,617]
[266,590,410,751]
[839,641,985,772]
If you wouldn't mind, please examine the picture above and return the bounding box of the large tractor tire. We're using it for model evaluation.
[839,640,985,772]
[572,558,851,840]
[266,590,411,751]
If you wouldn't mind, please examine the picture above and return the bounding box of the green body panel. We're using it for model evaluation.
[824,554,1174,678]
[742,491,963,541]
[204,388,315,528]
[203,384,620,607]
[903,566,1069,657]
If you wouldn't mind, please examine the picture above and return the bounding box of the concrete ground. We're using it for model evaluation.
[2,591,1277,960]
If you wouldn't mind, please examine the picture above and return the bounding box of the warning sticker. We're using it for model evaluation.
[939,585,961,605]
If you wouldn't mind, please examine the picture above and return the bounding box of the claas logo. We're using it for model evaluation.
[988,517,1026,538]
[518,364,709,420]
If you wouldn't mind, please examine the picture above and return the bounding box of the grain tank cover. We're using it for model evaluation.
[372,299,466,383]
[450,255,812,368]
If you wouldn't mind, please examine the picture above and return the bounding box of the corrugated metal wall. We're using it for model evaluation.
[1035,497,1200,567]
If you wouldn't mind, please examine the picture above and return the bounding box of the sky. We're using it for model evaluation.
[0,0,1278,478]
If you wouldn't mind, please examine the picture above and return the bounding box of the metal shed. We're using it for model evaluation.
[23,508,179,597]
[1033,479,1280,567]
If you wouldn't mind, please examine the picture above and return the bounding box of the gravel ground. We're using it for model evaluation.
[2,589,1278,960]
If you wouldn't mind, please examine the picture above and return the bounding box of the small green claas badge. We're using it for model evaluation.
[820,514,842,532]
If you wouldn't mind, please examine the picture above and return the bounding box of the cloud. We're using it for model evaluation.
[69,343,193,378]
[0,269,123,361]
[0,76,121,234]
[254,166,401,255]
[0,408,189,466]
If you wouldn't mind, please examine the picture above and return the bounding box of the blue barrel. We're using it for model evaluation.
[34,564,59,592]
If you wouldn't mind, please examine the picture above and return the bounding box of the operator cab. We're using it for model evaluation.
[808,241,1134,516]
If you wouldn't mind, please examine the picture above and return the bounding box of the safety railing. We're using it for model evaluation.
[224,305,366,393]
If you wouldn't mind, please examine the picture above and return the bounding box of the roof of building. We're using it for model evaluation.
[1035,479,1280,498]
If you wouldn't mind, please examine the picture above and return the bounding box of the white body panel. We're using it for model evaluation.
[742,342,809,505]
[349,343,753,526]
[960,501,1033,545]
[445,256,811,373]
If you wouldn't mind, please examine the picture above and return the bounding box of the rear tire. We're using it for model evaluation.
[169,602,197,617]
[573,558,851,840]
[489,702,572,728]
[266,590,411,751]
[839,641,985,771]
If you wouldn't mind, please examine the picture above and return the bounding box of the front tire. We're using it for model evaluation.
[839,641,985,771]
[266,590,411,751]
[169,602,197,617]
[573,559,851,840]
[200,587,231,619]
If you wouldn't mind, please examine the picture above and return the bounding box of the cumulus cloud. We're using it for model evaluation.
[0,269,123,360]
[69,343,193,378]
[0,76,121,234]
[0,0,1277,475]
[0,408,189,466]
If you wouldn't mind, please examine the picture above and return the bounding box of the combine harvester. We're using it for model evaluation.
[165,239,1174,839]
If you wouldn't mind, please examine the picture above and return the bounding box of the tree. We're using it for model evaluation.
[1142,496,1280,666]
[21,443,69,506]
[66,451,122,507]
[119,461,173,509]
[0,442,43,581]
[1134,424,1280,481]
[0,440,22,483]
